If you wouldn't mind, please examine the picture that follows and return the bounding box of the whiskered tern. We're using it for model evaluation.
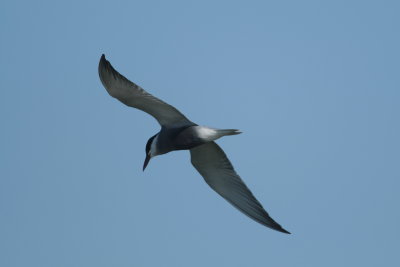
[98,54,290,234]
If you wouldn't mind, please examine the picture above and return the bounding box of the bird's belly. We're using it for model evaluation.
[172,126,219,150]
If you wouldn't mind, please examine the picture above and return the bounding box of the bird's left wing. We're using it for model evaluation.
[98,54,192,127]
[190,142,290,233]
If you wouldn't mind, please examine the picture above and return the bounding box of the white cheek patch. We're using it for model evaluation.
[150,135,159,156]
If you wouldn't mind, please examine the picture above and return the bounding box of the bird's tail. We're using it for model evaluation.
[216,129,242,136]
[194,126,242,142]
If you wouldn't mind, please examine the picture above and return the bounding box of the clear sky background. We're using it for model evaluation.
[1,1,399,266]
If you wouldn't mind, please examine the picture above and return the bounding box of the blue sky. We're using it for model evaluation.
[1,0,399,266]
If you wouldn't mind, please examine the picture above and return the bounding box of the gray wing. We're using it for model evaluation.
[98,54,192,127]
[190,142,290,234]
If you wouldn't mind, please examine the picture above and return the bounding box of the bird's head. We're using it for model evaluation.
[143,134,158,171]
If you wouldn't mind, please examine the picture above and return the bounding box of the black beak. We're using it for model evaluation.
[143,154,151,171]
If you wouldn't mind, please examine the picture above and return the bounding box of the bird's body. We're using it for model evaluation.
[150,125,241,156]
[98,54,290,234]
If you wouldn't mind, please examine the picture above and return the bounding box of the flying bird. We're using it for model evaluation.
[98,54,290,234]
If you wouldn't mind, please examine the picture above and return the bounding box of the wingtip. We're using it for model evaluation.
[269,226,290,234]
[100,54,106,64]
[98,54,112,76]
[273,223,291,234]
[267,221,291,234]
[98,54,107,77]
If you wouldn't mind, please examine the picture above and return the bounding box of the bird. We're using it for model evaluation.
[98,54,290,234]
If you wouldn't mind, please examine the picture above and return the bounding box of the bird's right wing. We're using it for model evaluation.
[190,142,290,233]
[98,54,192,127]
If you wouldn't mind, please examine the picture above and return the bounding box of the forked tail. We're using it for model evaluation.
[216,129,242,136]
[193,126,242,143]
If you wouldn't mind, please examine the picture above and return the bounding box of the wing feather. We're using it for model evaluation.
[98,54,192,127]
[190,142,290,233]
